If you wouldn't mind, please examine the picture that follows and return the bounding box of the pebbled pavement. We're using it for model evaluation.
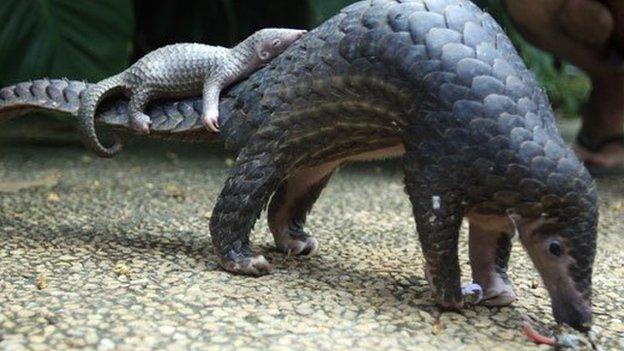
[0,118,623,350]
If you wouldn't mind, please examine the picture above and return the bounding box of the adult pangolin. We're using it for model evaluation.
[0,0,598,331]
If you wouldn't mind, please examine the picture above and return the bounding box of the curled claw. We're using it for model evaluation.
[277,229,319,257]
[202,112,220,133]
[136,121,151,135]
[222,254,272,276]
[132,113,152,135]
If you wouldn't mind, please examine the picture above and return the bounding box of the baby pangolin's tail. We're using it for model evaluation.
[77,74,126,158]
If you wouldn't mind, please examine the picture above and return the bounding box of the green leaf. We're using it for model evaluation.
[307,0,357,26]
[0,0,134,86]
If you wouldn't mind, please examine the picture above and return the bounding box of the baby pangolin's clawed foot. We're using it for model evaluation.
[202,112,220,133]
[221,254,272,276]
[132,113,152,135]
[276,228,319,256]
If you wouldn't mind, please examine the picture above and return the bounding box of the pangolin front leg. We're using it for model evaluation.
[201,77,224,133]
[404,153,464,310]
[127,88,153,135]
[209,144,282,275]
[268,164,336,256]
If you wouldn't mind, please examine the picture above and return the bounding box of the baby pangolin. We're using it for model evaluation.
[77,28,307,157]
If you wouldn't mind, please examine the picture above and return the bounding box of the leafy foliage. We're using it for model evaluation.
[0,0,133,86]
[133,0,308,55]
[508,32,591,118]
[307,0,356,26]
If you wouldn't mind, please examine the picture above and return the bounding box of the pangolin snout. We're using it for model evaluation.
[552,297,593,331]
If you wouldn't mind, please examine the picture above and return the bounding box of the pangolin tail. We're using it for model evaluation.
[0,78,124,158]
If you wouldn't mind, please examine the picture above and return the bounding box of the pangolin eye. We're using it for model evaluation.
[272,39,281,47]
[549,241,562,257]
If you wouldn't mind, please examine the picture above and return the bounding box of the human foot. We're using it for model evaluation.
[573,131,624,174]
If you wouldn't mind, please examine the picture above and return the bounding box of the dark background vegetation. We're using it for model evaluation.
[0,0,590,119]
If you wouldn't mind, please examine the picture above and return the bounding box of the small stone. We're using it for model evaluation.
[28,335,46,343]
[159,325,176,335]
[17,309,35,319]
[172,333,187,342]
[35,274,47,290]
[85,330,99,344]
[165,184,185,199]
[30,343,49,351]
[70,263,83,273]
[47,192,60,202]
[609,320,624,333]
[114,262,131,276]
[498,329,515,341]
[211,335,230,344]
[296,305,314,316]
[211,309,228,318]
[98,338,115,351]
[432,318,442,335]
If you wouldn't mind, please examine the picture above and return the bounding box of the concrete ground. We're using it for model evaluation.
[0,117,623,350]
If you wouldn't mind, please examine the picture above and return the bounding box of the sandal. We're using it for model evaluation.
[574,131,624,176]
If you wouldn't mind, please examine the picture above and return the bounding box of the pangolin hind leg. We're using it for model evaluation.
[467,218,517,306]
[128,88,153,135]
[267,164,336,256]
[209,146,282,276]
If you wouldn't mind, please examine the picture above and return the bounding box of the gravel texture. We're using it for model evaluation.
[0,118,623,350]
